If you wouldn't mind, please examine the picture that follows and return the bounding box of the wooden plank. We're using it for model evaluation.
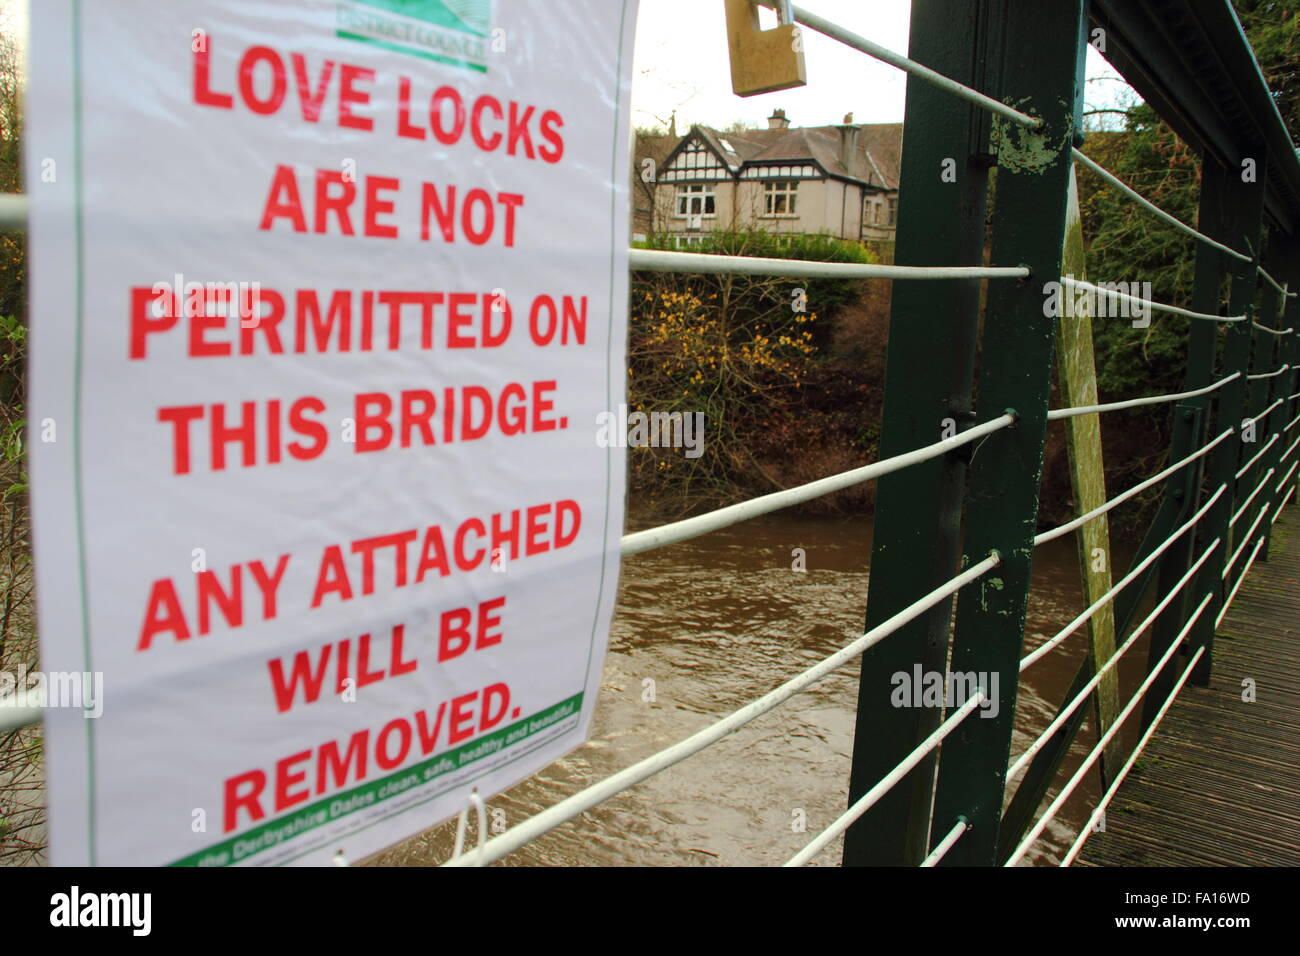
[1055,167,1122,775]
[1079,503,1300,866]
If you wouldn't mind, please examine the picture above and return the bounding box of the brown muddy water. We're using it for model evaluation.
[373,514,1146,867]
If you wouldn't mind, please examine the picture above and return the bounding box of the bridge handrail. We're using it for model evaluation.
[443,552,1001,866]
[784,691,989,866]
[1008,536,1221,781]
[621,414,1015,555]
[1020,485,1227,672]
[1060,640,1210,866]
[1005,594,1214,865]
[1034,428,1233,546]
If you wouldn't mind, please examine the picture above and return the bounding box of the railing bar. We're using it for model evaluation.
[0,702,43,733]
[1059,644,1207,867]
[1060,276,1245,324]
[1234,433,1279,480]
[784,691,987,867]
[0,193,26,231]
[622,414,1015,556]
[1046,373,1240,421]
[1282,434,1300,466]
[776,3,1043,130]
[1034,428,1232,545]
[1216,537,1266,629]
[1249,397,1285,425]
[1008,537,1219,781]
[1222,504,1270,580]
[1246,363,1291,380]
[1273,484,1296,523]
[1252,321,1295,336]
[442,552,1001,867]
[1005,594,1213,867]
[1070,149,1252,264]
[919,817,970,867]
[1230,467,1276,527]
[1020,485,1225,671]
[1257,267,1297,299]
[628,248,1029,280]
[1276,459,1299,493]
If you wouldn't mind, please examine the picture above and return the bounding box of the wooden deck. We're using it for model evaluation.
[1080,505,1300,866]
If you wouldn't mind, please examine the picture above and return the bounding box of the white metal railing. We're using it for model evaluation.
[1007,536,1219,781]
[1071,149,1252,265]
[919,817,970,867]
[1223,504,1270,580]
[1247,363,1291,380]
[629,249,1028,281]
[1059,276,1245,324]
[1020,485,1226,671]
[1231,467,1276,528]
[1006,594,1213,866]
[445,552,1001,867]
[622,414,1014,555]
[1235,433,1280,480]
[1073,145,1297,307]
[1060,642,1207,866]
[784,691,988,866]
[1034,428,1232,546]
[779,2,1042,129]
[1046,372,1240,421]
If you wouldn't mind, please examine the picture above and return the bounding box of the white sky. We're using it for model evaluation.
[631,0,1135,131]
[0,0,22,41]
[0,0,1134,130]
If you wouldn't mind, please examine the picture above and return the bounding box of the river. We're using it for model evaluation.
[373,513,1147,867]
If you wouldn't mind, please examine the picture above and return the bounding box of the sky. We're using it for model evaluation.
[631,0,1137,132]
[0,0,1135,131]
[0,0,21,44]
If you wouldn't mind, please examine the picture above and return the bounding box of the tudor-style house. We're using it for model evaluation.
[634,109,902,244]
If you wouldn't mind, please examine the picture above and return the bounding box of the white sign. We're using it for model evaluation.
[27,0,635,866]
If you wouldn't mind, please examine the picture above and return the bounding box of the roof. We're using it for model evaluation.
[647,122,904,190]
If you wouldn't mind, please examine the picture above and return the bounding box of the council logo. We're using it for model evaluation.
[336,0,493,73]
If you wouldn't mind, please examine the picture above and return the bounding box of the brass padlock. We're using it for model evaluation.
[724,0,808,97]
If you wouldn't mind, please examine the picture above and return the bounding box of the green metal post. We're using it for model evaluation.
[1276,234,1300,516]
[927,0,1086,867]
[1138,154,1233,728]
[1247,274,1281,561]
[1188,155,1268,685]
[841,0,997,867]
[1260,230,1300,556]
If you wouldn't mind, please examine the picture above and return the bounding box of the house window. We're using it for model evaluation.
[764,180,798,216]
[887,197,897,226]
[675,183,715,217]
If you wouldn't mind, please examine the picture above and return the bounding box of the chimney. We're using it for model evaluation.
[838,122,860,174]
[767,108,790,130]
